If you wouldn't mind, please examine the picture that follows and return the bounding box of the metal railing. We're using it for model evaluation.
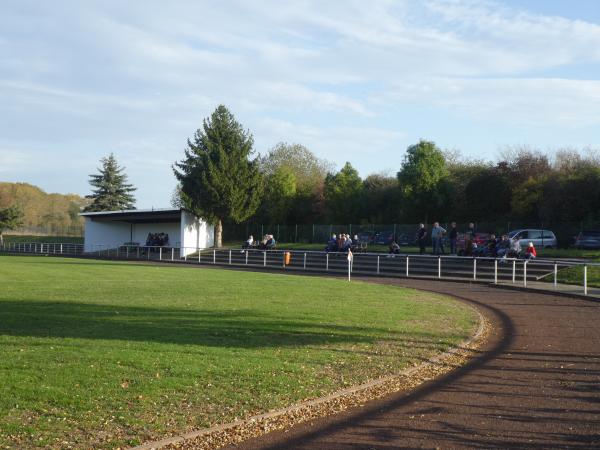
[1,243,598,296]
[0,242,84,255]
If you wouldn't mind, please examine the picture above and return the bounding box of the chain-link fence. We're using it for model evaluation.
[223,221,600,247]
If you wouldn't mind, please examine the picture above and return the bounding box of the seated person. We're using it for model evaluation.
[242,235,254,250]
[485,234,497,257]
[265,234,276,250]
[496,235,511,258]
[508,237,521,258]
[325,234,338,252]
[258,234,269,250]
[342,235,352,251]
[388,241,400,255]
[525,242,537,259]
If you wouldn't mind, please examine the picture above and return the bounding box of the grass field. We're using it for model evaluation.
[557,259,600,288]
[0,256,477,449]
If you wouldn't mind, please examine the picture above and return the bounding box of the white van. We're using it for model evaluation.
[508,229,558,249]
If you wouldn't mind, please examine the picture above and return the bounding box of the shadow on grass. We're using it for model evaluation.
[0,300,458,350]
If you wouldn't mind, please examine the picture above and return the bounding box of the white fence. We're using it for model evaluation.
[1,243,598,296]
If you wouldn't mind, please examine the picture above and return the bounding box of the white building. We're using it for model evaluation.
[80,208,214,257]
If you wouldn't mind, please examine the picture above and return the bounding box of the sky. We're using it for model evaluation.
[1,0,599,208]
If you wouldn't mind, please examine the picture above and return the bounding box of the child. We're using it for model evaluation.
[525,242,537,259]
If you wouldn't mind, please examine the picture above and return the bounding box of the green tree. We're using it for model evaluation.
[84,154,136,212]
[397,140,449,222]
[173,105,264,247]
[260,142,332,223]
[261,167,297,224]
[324,162,363,223]
[464,169,512,220]
[361,174,400,223]
[0,204,24,245]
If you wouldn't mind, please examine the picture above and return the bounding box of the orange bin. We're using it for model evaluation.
[284,251,291,265]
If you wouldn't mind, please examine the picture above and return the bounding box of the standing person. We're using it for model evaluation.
[416,223,427,254]
[449,222,458,254]
[465,222,476,256]
[431,222,446,255]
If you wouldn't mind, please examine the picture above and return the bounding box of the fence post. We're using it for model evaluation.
[523,261,527,287]
[494,259,498,284]
[213,249,216,264]
[554,263,557,289]
[303,252,306,270]
[438,257,441,279]
[584,265,588,295]
[406,256,409,277]
[171,248,174,261]
[245,250,249,265]
[198,249,201,263]
[377,255,380,275]
[326,253,329,271]
[473,258,477,280]
[263,251,266,267]
[159,247,162,260]
[229,249,232,265]
[136,246,140,259]
[512,260,516,283]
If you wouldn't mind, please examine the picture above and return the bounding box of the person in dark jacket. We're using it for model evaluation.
[417,223,427,254]
[448,222,458,254]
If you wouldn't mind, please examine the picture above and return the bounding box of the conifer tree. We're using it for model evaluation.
[173,105,264,247]
[84,154,136,212]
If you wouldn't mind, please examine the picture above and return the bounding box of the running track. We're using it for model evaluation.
[226,278,600,449]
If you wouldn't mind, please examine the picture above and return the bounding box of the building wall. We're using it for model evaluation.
[83,210,213,255]
[180,211,215,256]
[83,219,131,252]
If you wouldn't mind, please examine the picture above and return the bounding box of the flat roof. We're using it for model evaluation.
[80,208,184,223]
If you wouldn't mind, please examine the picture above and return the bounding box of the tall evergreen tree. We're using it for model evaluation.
[173,105,264,247]
[0,204,24,245]
[84,154,136,212]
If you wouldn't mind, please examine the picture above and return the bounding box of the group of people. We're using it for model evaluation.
[145,232,169,247]
[325,233,359,253]
[416,222,537,259]
[242,234,276,251]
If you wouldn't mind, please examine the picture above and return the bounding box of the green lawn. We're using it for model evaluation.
[557,258,600,288]
[4,235,83,244]
[0,256,477,449]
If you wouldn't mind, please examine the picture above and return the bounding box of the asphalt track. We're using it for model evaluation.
[225,278,600,450]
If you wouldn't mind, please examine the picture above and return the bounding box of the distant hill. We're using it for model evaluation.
[0,182,89,236]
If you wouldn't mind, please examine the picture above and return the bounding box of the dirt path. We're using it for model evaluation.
[226,279,600,449]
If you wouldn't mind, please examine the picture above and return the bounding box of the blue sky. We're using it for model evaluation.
[1,0,599,208]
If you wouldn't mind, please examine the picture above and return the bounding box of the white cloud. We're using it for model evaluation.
[2,0,600,205]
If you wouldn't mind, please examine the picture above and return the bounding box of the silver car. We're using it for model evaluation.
[508,229,558,249]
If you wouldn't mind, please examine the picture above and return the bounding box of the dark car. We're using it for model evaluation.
[574,230,600,249]
[374,231,395,245]
[357,232,374,243]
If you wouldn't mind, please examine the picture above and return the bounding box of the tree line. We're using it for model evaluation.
[6,105,597,246]
[172,105,600,246]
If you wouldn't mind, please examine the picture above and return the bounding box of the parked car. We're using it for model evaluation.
[508,229,557,249]
[356,232,374,243]
[373,231,395,245]
[574,230,600,249]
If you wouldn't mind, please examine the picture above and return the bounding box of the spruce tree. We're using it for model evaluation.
[84,154,136,212]
[173,105,264,247]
